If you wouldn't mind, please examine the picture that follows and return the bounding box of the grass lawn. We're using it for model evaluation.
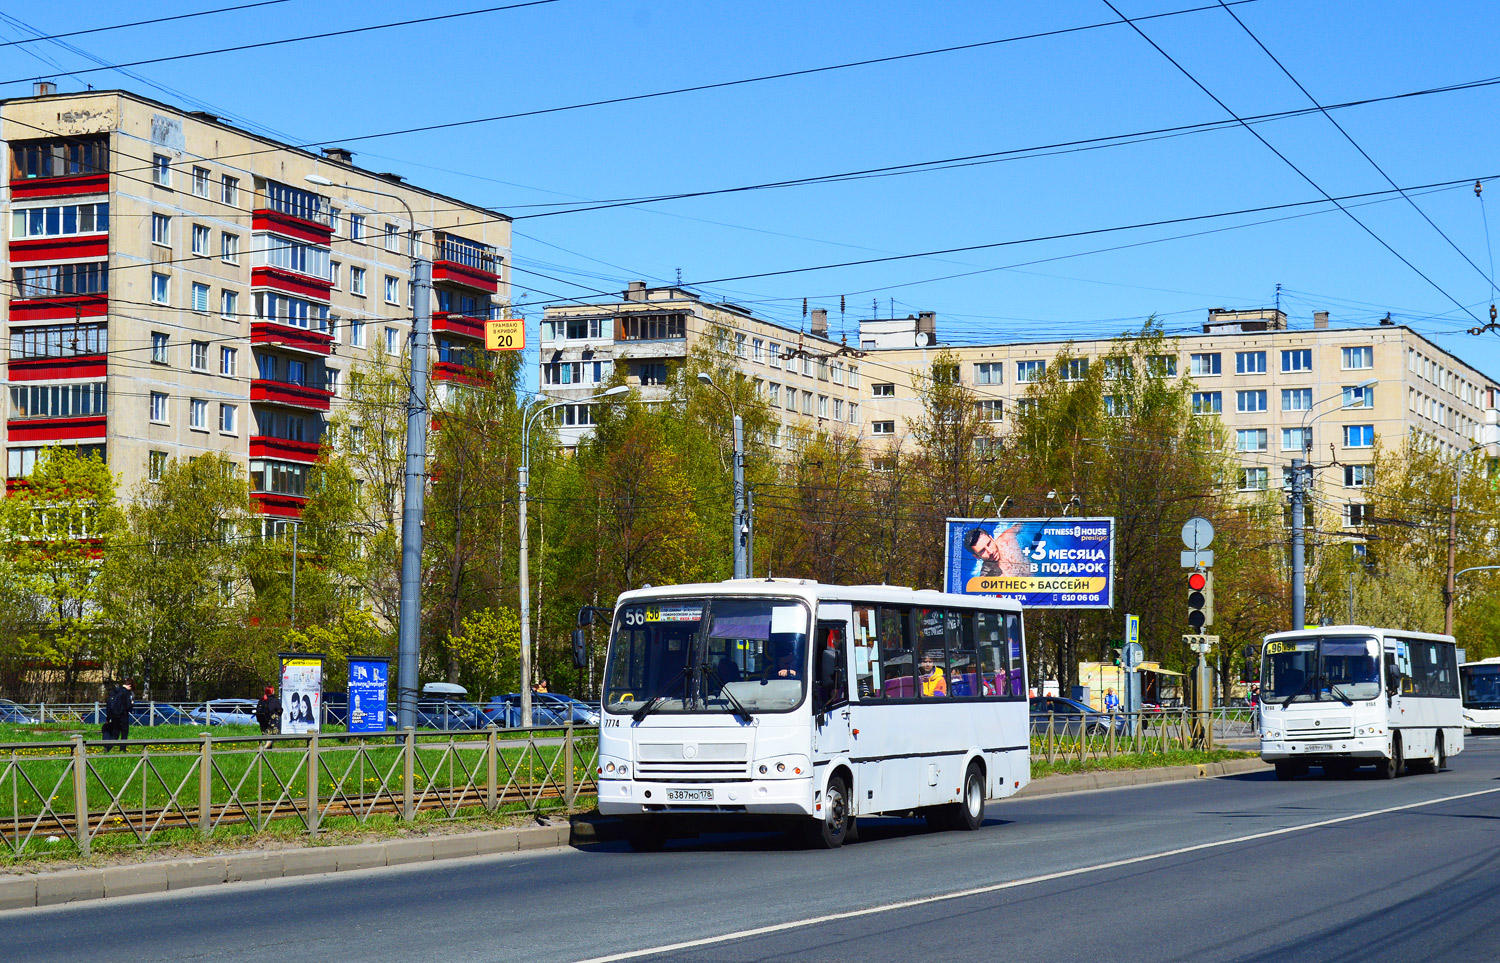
[1031,748,1256,778]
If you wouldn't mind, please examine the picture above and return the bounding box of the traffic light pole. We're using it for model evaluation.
[1290,456,1306,631]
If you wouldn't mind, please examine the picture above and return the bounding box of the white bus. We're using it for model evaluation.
[594,579,1030,850]
[1259,626,1463,780]
[1459,656,1500,731]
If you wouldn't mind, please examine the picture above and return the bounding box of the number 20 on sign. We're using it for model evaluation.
[485,319,525,351]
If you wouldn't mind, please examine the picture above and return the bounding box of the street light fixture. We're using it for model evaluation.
[697,372,748,579]
[517,384,629,728]
[305,173,431,731]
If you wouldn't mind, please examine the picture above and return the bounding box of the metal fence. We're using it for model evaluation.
[0,726,598,856]
[1031,708,1258,764]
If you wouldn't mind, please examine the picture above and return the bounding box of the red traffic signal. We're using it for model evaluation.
[1187,570,1213,630]
[1188,571,1207,592]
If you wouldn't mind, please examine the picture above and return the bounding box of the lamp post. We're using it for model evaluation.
[1445,441,1486,634]
[1289,379,1377,629]
[519,385,629,728]
[697,372,747,578]
[306,174,430,731]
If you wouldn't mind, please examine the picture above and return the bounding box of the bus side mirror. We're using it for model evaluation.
[819,648,838,691]
[577,607,595,627]
[571,629,588,669]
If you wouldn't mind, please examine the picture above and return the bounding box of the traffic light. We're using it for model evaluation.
[1188,570,1214,630]
[1111,646,1124,667]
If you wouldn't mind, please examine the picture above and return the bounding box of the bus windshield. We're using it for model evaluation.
[604,597,811,715]
[1461,663,1500,709]
[1262,636,1381,704]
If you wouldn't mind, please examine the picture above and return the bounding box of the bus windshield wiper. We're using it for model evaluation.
[632,666,691,723]
[1326,682,1354,706]
[702,664,753,723]
[1281,674,1318,707]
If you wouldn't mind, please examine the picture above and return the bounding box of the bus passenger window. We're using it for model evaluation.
[948,611,978,697]
[852,604,881,699]
[879,607,913,698]
[916,607,948,699]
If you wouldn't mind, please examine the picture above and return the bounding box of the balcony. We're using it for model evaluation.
[11,171,108,200]
[251,266,333,302]
[9,354,107,382]
[250,320,334,357]
[433,235,500,294]
[10,234,109,263]
[250,435,322,464]
[433,361,484,386]
[9,293,107,323]
[432,312,486,340]
[251,378,333,412]
[7,415,107,443]
[254,493,306,519]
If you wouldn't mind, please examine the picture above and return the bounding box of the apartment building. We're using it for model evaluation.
[540,281,864,448]
[3,86,510,525]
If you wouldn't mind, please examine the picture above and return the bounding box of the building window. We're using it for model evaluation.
[734,333,747,358]
[191,282,210,313]
[1238,467,1269,491]
[1281,427,1310,451]
[1282,388,1313,411]
[973,362,1003,385]
[1236,389,1267,413]
[817,395,828,419]
[151,332,169,364]
[1190,352,1221,377]
[1016,360,1046,383]
[151,273,170,304]
[768,341,781,368]
[190,399,208,430]
[10,201,110,238]
[16,262,108,298]
[872,420,896,435]
[10,382,107,419]
[326,369,341,396]
[560,318,602,340]
[976,400,1004,422]
[1344,464,1371,488]
[221,232,239,263]
[384,327,399,354]
[1236,429,1268,452]
[802,355,813,377]
[1342,384,1374,408]
[384,223,399,251]
[221,289,238,319]
[1147,354,1177,376]
[1191,391,1221,414]
[767,383,780,406]
[191,166,210,197]
[11,135,108,180]
[849,402,859,424]
[220,346,237,377]
[384,275,399,304]
[350,319,366,348]
[349,213,364,241]
[869,383,895,398]
[1104,395,1126,417]
[9,322,107,359]
[1342,346,1374,370]
[151,212,171,246]
[1344,503,1370,527]
[1282,348,1312,373]
[1059,358,1088,381]
[221,174,238,205]
[148,451,167,481]
[634,363,667,386]
[152,154,171,187]
[348,266,365,296]
[190,341,208,372]
[189,224,209,256]
[1236,350,1266,375]
[1344,425,1375,448]
[832,362,844,385]
[150,392,168,423]
[220,404,237,434]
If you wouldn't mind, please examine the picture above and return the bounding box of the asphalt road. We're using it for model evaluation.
[6,738,1500,963]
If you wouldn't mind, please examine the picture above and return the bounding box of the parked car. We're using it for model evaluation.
[0,699,39,724]
[482,693,595,728]
[82,702,195,726]
[414,682,486,730]
[1029,696,1129,738]
[187,699,259,726]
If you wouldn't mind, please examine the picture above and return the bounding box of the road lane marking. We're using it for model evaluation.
[570,784,1500,963]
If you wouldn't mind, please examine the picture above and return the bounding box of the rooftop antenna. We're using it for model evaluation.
[675,268,682,286]
[1275,282,1281,314]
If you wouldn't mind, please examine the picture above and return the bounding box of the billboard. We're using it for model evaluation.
[944,516,1115,609]
[279,652,324,734]
[347,657,390,734]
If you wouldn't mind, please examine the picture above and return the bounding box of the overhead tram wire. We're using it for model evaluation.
[1099,0,1483,326]
[1213,0,1497,294]
[0,0,293,49]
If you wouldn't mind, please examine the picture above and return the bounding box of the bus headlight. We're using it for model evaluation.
[1263,729,1280,740]
[754,755,811,778]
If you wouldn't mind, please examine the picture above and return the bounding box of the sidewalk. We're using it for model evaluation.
[0,757,1270,911]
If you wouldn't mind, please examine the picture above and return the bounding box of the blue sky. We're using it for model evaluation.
[9,0,1500,381]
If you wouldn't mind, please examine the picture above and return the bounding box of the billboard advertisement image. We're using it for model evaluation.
[944,516,1115,609]
[279,653,324,734]
[347,657,390,734]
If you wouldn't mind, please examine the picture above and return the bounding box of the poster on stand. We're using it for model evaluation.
[944,517,1115,609]
[279,653,324,734]
[346,657,390,734]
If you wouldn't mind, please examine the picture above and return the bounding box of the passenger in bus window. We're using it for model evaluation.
[773,639,800,678]
[919,651,947,697]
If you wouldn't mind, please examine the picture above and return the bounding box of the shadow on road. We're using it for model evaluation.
[576,816,1017,854]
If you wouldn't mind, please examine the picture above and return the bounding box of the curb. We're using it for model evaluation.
[0,759,1269,911]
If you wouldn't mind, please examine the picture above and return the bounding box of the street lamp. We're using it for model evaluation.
[305,173,431,731]
[1288,379,1378,629]
[518,384,629,728]
[697,372,748,579]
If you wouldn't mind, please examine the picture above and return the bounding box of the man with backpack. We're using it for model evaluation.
[255,686,281,737]
[102,679,134,751]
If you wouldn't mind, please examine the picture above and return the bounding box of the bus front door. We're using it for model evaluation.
[813,613,855,785]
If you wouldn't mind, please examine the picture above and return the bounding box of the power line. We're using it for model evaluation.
[0,0,292,49]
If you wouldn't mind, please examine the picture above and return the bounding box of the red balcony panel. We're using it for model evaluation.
[254,494,305,519]
[250,266,333,302]
[9,294,107,322]
[8,416,106,442]
[433,260,499,294]
[10,173,108,200]
[251,379,333,412]
[249,435,322,464]
[9,355,107,382]
[250,320,333,357]
[432,312,486,339]
[432,361,484,386]
[9,235,109,263]
[252,210,333,246]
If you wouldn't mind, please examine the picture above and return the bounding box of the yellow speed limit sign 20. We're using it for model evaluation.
[485,319,525,351]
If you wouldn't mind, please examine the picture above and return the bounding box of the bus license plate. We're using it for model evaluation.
[1306,744,1331,751]
[667,789,713,802]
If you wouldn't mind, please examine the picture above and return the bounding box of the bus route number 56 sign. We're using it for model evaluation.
[485,319,525,351]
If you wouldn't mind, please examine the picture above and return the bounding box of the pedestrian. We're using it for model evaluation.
[255,686,281,737]
[1104,688,1120,713]
[102,679,134,751]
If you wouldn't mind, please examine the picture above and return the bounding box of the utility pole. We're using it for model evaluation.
[732,414,746,578]
[1290,457,1306,630]
[396,254,432,731]
[1445,491,1459,634]
[290,522,299,632]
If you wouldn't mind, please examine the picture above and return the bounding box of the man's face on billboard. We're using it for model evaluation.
[969,529,1002,563]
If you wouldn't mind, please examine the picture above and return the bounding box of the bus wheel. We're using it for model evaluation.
[927,764,987,831]
[805,774,851,849]
[623,819,668,852]
[1430,734,1447,773]
[1380,735,1404,780]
